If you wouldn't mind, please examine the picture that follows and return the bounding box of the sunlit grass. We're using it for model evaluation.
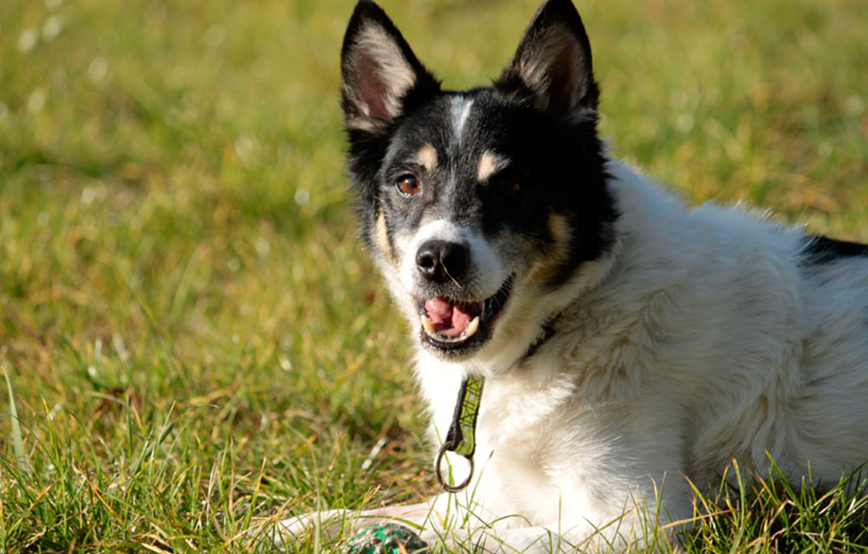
[1,0,867,551]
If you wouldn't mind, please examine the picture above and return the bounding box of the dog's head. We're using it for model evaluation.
[341,0,617,365]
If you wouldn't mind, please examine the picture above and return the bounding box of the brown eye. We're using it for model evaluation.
[396,174,421,196]
[498,181,520,197]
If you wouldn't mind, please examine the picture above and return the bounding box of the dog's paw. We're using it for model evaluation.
[248,513,343,550]
[272,514,309,538]
[245,517,303,551]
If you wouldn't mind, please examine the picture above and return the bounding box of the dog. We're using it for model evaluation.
[276,0,868,551]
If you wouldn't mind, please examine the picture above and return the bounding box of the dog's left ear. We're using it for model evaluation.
[341,0,440,133]
[497,0,598,115]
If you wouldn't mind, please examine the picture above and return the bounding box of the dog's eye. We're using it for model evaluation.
[396,175,422,197]
[497,181,520,197]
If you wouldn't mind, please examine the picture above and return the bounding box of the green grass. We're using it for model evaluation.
[1,0,867,551]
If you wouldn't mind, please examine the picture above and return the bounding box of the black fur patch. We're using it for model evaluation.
[801,235,868,265]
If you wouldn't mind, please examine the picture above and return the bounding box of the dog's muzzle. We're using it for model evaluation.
[413,239,512,355]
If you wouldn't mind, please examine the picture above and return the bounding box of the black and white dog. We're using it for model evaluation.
[280,0,868,551]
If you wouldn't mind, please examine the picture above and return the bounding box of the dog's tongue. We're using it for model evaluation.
[425,297,475,337]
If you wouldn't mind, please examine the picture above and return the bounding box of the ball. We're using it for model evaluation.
[343,522,429,554]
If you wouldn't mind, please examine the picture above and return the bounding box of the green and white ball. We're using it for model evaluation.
[343,522,429,554]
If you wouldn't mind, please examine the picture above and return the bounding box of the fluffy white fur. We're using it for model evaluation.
[276,159,868,552]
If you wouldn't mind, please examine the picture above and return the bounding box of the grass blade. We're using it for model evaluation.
[2,363,28,474]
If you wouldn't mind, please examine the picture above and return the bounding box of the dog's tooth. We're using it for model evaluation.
[421,314,436,335]
[464,316,480,338]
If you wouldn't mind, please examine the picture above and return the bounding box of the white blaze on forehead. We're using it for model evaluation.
[477,150,509,182]
[416,144,438,172]
[451,96,474,143]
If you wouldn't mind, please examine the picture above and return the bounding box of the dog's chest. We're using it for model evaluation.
[471,370,632,523]
[477,370,578,446]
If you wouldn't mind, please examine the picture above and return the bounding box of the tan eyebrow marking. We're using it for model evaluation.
[477,150,509,182]
[416,144,438,172]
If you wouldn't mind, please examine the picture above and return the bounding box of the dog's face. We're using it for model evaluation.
[341,0,617,362]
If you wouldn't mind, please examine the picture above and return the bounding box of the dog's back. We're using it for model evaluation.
[574,161,868,486]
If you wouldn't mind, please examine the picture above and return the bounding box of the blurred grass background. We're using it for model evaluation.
[0,0,867,551]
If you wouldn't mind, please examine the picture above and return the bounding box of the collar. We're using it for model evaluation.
[434,309,564,492]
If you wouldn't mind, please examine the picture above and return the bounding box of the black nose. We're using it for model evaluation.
[416,240,470,283]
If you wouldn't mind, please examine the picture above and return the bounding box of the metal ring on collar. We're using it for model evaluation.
[435,444,474,493]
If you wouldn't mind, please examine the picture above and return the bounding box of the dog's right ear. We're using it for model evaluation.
[341,0,440,134]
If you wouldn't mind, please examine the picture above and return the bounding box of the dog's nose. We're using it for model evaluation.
[416,240,470,283]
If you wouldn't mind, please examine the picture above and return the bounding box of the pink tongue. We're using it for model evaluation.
[424,297,474,337]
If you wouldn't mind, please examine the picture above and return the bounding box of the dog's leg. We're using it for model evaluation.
[420,526,578,553]
[273,516,579,553]
[265,502,675,552]
[265,499,558,552]
[421,525,666,554]
[417,485,687,553]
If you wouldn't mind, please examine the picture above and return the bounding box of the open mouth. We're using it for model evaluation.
[417,276,514,354]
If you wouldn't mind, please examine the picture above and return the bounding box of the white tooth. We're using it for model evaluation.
[464,316,480,338]
[421,314,436,335]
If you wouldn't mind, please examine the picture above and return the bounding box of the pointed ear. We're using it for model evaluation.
[341,0,440,133]
[497,0,598,115]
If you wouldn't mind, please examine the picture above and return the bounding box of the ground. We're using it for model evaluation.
[1,0,868,551]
